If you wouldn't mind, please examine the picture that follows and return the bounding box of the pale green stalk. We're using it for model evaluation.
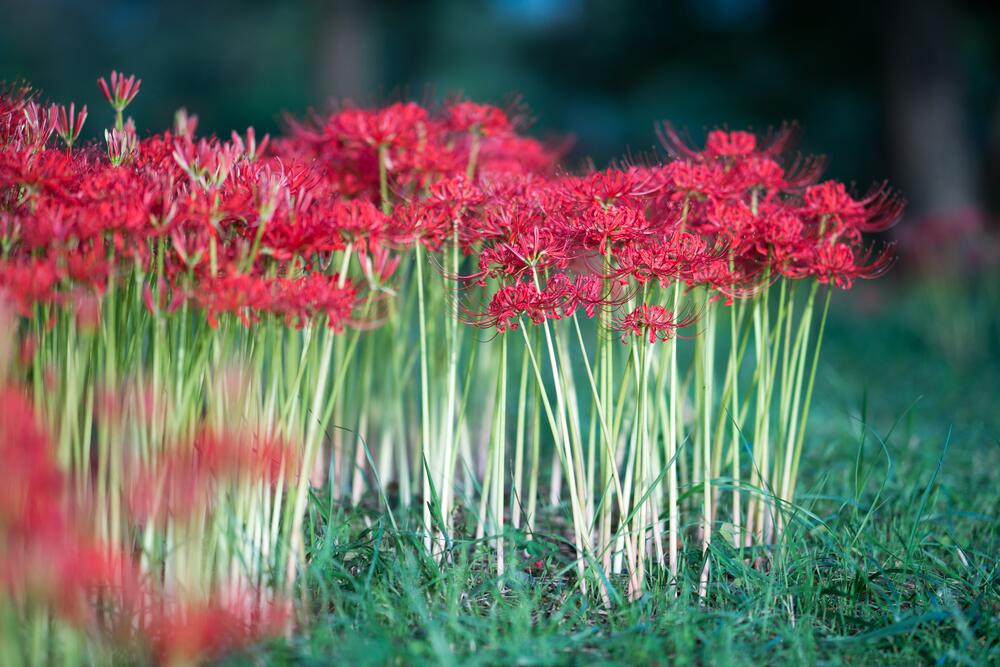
[494,333,508,576]
[632,319,650,597]
[666,280,682,587]
[512,341,530,529]
[786,288,832,509]
[698,291,716,598]
[571,312,639,594]
[525,328,543,537]
[414,242,436,551]
[777,282,817,517]
[517,322,591,596]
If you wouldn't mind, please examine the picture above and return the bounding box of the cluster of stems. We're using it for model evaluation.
[0,76,904,661]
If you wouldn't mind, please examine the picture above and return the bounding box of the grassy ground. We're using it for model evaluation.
[221,280,999,666]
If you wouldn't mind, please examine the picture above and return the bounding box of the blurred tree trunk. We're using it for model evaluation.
[314,0,376,103]
[886,0,977,217]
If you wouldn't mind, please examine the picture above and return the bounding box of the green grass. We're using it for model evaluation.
[220,281,1000,667]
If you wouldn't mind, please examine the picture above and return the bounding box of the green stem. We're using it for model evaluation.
[378,144,391,216]
[494,334,508,576]
[415,243,435,550]
[512,338,530,529]
[787,287,832,505]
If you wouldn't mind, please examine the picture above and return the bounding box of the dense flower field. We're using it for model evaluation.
[0,75,902,664]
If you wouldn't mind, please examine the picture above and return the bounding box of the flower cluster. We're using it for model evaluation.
[0,387,115,626]
[1,79,900,339]
[0,383,287,663]
[0,74,907,655]
[455,127,902,339]
[0,82,577,333]
[1,83,364,330]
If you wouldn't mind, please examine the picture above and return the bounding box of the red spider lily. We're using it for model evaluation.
[479,281,546,332]
[445,101,512,136]
[661,159,740,201]
[0,83,32,145]
[557,202,658,256]
[194,272,279,327]
[616,231,719,287]
[2,77,916,664]
[145,594,289,666]
[20,100,57,150]
[802,180,904,236]
[390,179,483,251]
[0,257,60,314]
[277,99,563,205]
[127,427,299,524]
[173,136,243,189]
[615,304,696,344]
[476,134,564,176]
[558,168,658,209]
[807,240,897,289]
[52,103,87,151]
[731,153,793,191]
[327,102,428,150]
[106,119,139,166]
[474,207,573,283]
[705,129,757,158]
[97,71,141,112]
[0,385,138,626]
[67,166,163,243]
[194,272,357,330]
[658,123,801,162]
[0,387,63,539]
[231,126,269,162]
[173,107,199,140]
[0,148,84,207]
[271,273,358,330]
[326,197,390,252]
[0,76,904,339]
[471,272,578,332]
[659,123,825,194]
[573,273,623,318]
[704,198,755,241]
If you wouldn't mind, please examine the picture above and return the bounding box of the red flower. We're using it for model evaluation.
[809,240,896,289]
[802,180,904,235]
[172,136,242,189]
[559,168,658,209]
[194,271,357,330]
[97,71,141,112]
[105,119,139,166]
[0,257,60,314]
[474,206,572,283]
[328,102,428,149]
[615,304,695,344]
[52,103,87,151]
[146,594,288,666]
[472,273,577,332]
[705,130,756,157]
[446,101,512,136]
[20,101,57,150]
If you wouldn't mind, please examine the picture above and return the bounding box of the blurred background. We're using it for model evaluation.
[2,0,998,448]
[2,0,997,205]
